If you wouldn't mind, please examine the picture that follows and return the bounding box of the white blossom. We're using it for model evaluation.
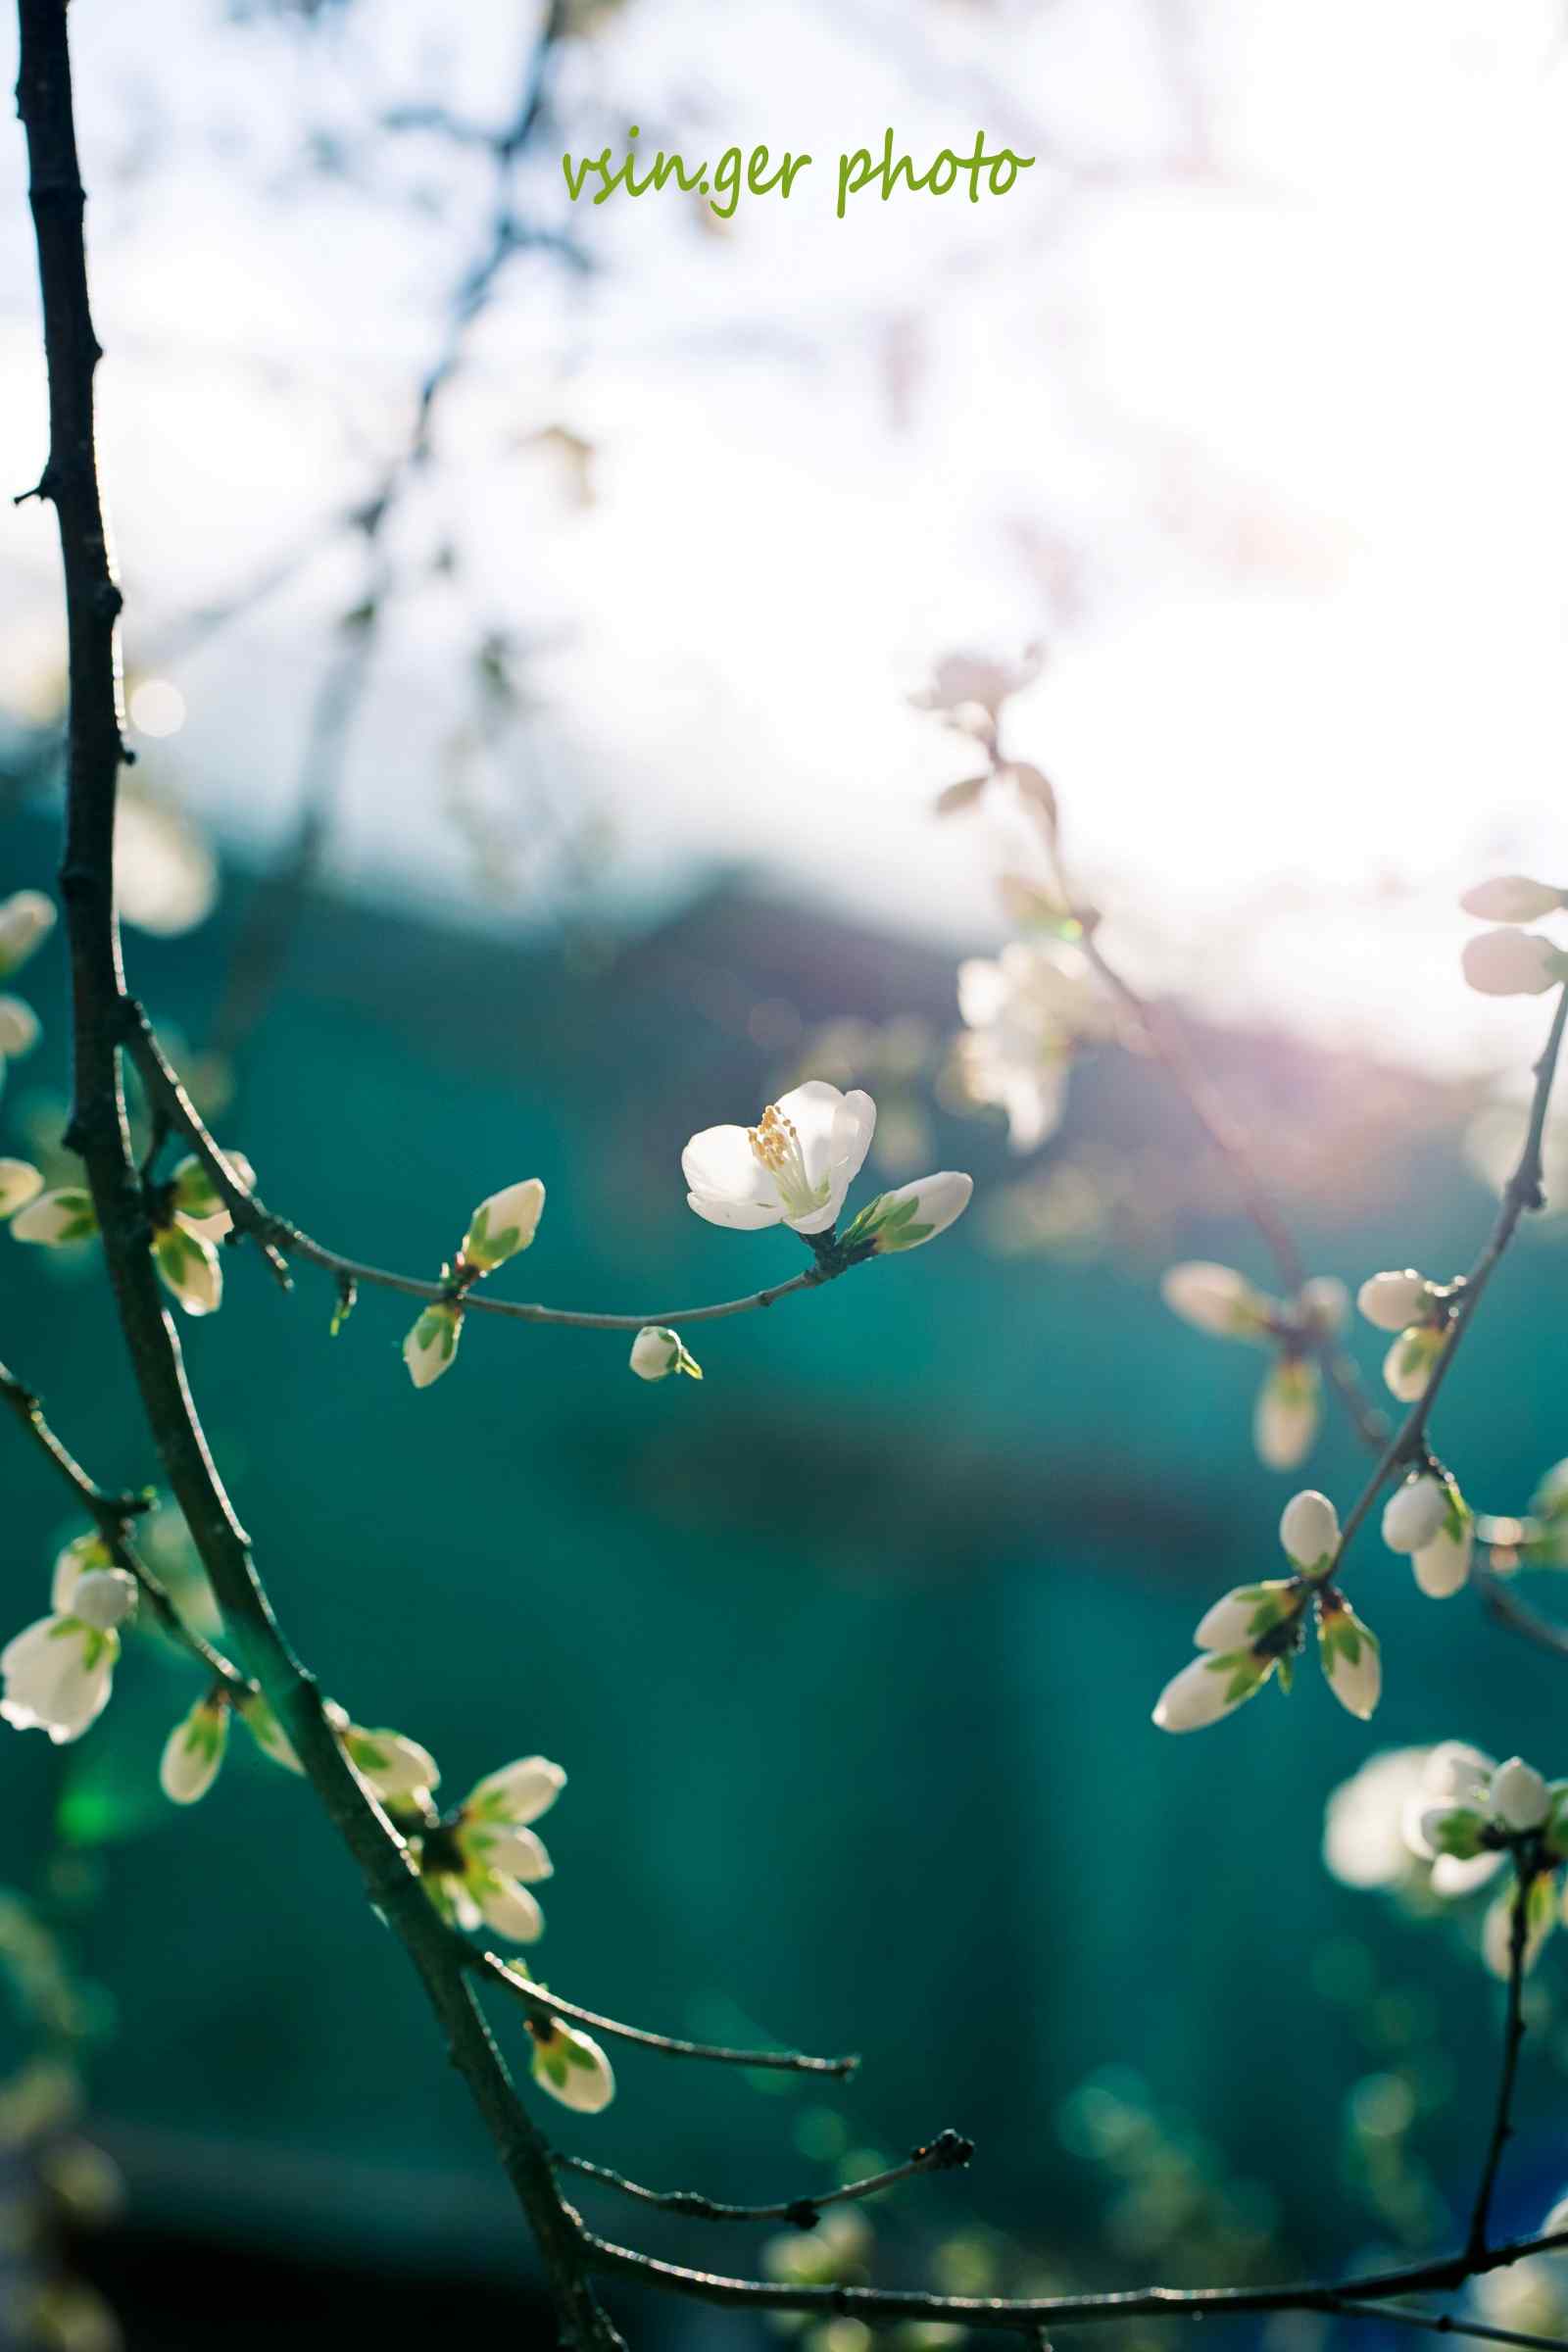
[1356,1269,1434,1333]
[683,1080,874,1235]
[1462,928,1564,998]
[1316,1593,1381,1720]
[404,1300,463,1389]
[841,1172,973,1255]
[0,890,55,977]
[1254,1356,1320,1470]
[530,2019,615,2114]
[908,648,1043,720]
[424,1755,567,1943]
[1323,1747,1433,1889]
[1460,875,1564,923]
[1297,1275,1348,1333]
[1382,1474,1451,1556]
[0,1160,42,1220]
[152,1223,222,1316]
[1160,1261,1272,1341]
[161,1693,230,1805]
[461,1179,546,1274]
[73,1569,137,1630]
[1280,1490,1340,1573]
[11,1188,97,1247]
[52,1536,111,1614]
[1,1614,123,1743]
[1491,1756,1550,1832]
[629,1326,702,1381]
[1152,1650,1269,1733]
[1383,1322,1446,1403]
[0,997,40,1058]
[956,943,1109,1151]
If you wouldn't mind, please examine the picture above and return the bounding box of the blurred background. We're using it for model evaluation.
[3,1,1568,2346]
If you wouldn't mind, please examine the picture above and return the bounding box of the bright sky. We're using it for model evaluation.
[1,0,1565,1074]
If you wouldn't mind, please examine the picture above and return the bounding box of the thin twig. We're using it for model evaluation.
[477,1953,858,2077]
[1478,1567,1568,1661]
[554,2129,971,2227]
[1328,2299,1568,2352]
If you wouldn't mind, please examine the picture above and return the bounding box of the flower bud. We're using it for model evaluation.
[1460,875,1564,923]
[51,1535,110,1615]
[461,1179,546,1274]
[11,1188,96,1247]
[1356,1269,1433,1333]
[0,890,55,977]
[1152,1650,1269,1734]
[1254,1357,1319,1470]
[343,1725,439,1804]
[629,1325,703,1381]
[1383,1322,1446,1403]
[1280,1489,1339,1572]
[0,997,40,1058]
[0,1160,43,1220]
[404,1301,462,1389]
[1412,1489,1473,1598]
[161,1693,229,1805]
[1483,1875,1556,1979]
[1418,1805,1488,1860]
[1194,1581,1298,1651]
[72,1569,137,1632]
[1462,927,1564,997]
[0,1616,119,1743]
[153,1224,222,1317]
[530,2019,615,2114]
[1382,1474,1449,1555]
[844,1171,973,1255]
[1490,1755,1550,1832]
[171,1151,256,1240]
[1316,1593,1381,1720]
[1159,1261,1271,1341]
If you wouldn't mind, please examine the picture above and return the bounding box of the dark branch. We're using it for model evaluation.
[554,2130,972,2227]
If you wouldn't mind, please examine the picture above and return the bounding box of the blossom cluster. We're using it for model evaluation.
[1160,1261,1348,1469]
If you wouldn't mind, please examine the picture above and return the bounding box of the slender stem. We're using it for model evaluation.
[1478,1567,1568,1662]
[1326,2301,1568,2352]
[555,2129,971,2227]
[122,1002,836,1330]
[1468,1858,1533,2263]
[476,1953,854,2075]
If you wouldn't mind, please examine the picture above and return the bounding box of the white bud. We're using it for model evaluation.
[530,2020,615,2114]
[1461,875,1564,923]
[1279,1489,1339,1571]
[462,1179,546,1274]
[629,1325,702,1382]
[153,1224,222,1317]
[1382,1474,1449,1555]
[1194,1581,1298,1652]
[171,1150,256,1240]
[1317,1597,1381,1720]
[1152,1650,1267,1734]
[404,1301,462,1389]
[465,1755,566,1826]
[72,1568,137,1631]
[0,891,56,978]
[1383,1324,1446,1403]
[848,1171,973,1255]
[0,1616,119,1743]
[11,1188,97,1247]
[1413,1494,1473,1598]
[343,1724,439,1803]
[51,1535,110,1615]
[0,997,40,1058]
[1160,1261,1271,1340]
[1356,1269,1433,1333]
[1462,927,1563,998]
[1490,1756,1549,1832]
[0,1160,44,1220]
[1254,1357,1319,1470]
[160,1693,229,1804]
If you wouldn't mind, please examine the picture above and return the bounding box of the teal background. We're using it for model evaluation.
[3,809,1567,2315]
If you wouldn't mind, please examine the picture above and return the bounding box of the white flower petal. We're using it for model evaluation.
[1160,1261,1270,1340]
[681,1124,776,1207]
[1152,1650,1267,1733]
[1491,1756,1550,1832]
[471,1872,545,1942]
[466,1755,565,1826]
[161,1695,229,1804]
[0,1159,43,1220]
[685,1190,782,1231]
[1279,1489,1340,1572]
[531,2022,615,2114]
[1462,928,1562,998]
[0,1617,118,1742]
[1356,1270,1433,1333]
[1254,1358,1319,1470]
[1382,1475,1449,1555]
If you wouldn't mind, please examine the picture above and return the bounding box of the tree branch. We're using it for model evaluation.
[1468,1857,1534,2263]
[476,1953,855,2076]
[121,1000,843,1330]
